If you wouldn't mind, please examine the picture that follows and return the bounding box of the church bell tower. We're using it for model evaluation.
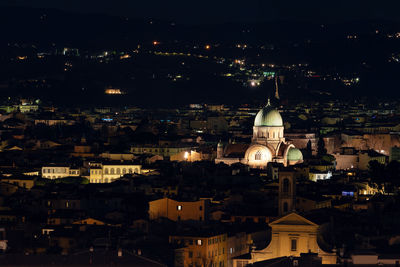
[278,168,296,216]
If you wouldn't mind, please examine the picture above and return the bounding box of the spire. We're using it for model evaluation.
[266,98,271,107]
[274,74,280,100]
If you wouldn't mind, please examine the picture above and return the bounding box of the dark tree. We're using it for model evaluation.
[385,160,400,187]
[306,140,312,158]
[368,160,385,184]
[317,137,327,156]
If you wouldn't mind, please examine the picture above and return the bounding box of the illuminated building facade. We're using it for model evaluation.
[89,162,142,183]
[216,100,303,169]
[41,166,80,179]
[149,197,209,222]
[233,213,337,266]
[131,145,194,158]
[171,233,227,267]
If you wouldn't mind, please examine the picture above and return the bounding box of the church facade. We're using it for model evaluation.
[215,100,303,168]
[232,212,337,266]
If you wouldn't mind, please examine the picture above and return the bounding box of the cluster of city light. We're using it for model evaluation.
[387,32,400,39]
[341,77,360,86]
[120,54,131,59]
[234,59,245,65]
[236,44,248,49]
[105,88,124,95]
[249,80,261,87]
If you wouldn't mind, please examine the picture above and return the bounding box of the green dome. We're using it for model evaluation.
[254,101,283,127]
[287,148,303,161]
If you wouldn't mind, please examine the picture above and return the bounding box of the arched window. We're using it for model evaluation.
[110,168,115,174]
[255,151,262,161]
[105,168,109,174]
[283,178,290,194]
[129,168,133,174]
[116,168,121,174]
[122,168,126,174]
[283,202,288,213]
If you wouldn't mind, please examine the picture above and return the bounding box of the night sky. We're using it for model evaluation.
[2,0,400,23]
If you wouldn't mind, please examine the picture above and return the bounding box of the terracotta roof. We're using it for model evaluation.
[224,144,249,158]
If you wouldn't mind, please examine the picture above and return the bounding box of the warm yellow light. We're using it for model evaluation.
[153,41,159,45]
[105,88,124,95]
[120,54,131,59]
[205,45,211,50]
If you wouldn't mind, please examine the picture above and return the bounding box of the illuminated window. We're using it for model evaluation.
[105,168,109,174]
[177,205,182,210]
[122,168,126,174]
[255,151,262,160]
[291,239,297,251]
[116,168,121,174]
[129,168,133,174]
[197,239,203,246]
[110,168,115,174]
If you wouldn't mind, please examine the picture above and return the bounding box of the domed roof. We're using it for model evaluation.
[254,100,283,127]
[287,148,303,161]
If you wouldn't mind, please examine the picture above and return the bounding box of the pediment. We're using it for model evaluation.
[269,212,318,227]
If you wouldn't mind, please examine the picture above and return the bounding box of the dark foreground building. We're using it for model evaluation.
[0,249,166,267]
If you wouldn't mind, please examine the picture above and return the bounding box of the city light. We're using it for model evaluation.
[2,6,400,266]
[105,88,124,95]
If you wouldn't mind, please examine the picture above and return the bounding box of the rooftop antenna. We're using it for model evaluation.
[274,74,280,100]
